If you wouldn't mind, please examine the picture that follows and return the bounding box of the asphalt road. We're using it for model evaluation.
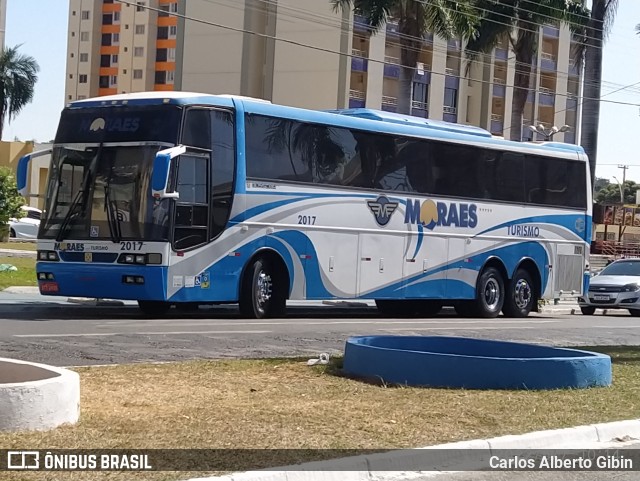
[0,291,638,367]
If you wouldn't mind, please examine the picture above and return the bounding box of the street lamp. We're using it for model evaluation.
[528,123,571,141]
[613,176,625,204]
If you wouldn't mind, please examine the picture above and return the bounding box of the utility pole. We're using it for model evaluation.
[618,164,629,202]
[617,164,630,244]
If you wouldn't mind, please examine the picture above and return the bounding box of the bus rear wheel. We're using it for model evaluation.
[137,300,171,316]
[239,257,286,319]
[502,269,535,318]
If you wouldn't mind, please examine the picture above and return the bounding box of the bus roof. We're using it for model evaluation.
[66,91,585,159]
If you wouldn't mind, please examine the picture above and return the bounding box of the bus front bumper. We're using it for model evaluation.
[36,262,168,301]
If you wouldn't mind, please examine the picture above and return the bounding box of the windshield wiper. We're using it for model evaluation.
[55,188,86,242]
[104,184,122,243]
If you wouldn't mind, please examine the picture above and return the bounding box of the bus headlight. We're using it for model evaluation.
[38,250,60,261]
[117,253,163,265]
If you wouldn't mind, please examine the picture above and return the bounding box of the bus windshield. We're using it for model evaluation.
[39,144,172,241]
[39,104,184,242]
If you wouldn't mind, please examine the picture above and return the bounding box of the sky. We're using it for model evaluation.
[3,0,640,183]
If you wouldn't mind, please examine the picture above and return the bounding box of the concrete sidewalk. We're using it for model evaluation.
[0,247,36,258]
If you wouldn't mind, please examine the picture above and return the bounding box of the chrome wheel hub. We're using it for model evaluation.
[256,270,272,307]
[514,279,532,309]
[484,278,500,310]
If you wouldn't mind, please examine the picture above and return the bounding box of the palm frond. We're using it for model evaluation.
[0,45,39,138]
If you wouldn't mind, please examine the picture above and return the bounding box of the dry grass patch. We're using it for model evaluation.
[1,347,640,481]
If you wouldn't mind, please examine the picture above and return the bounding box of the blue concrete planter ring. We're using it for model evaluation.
[343,336,612,390]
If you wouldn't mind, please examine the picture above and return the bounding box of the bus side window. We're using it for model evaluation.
[174,154,209,250]
[210,110,235,239]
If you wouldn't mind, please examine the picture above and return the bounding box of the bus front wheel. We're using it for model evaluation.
[137,300,171,316]
[470,267,505,318]
[239,257,286,319]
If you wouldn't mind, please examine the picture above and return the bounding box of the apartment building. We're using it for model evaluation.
[65,0,581,143]
[0,0,6,50]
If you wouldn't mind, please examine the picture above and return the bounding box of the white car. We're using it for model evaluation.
[9,206,42,239]
[579,258,640,316]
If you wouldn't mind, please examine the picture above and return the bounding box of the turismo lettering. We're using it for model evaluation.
[404,199,478,230]
[507,225,540,238]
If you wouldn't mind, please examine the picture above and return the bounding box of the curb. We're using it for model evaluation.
[182,419,640,481]
[66,298,125,307]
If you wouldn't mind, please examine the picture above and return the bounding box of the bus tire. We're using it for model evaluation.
[239,257,286,319]
[137,300,171,316]
[471,266,505,318]
[502,269,535,318]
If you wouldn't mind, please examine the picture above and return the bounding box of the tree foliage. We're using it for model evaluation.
[467,0,589,141]
[0,45,39,140]
[595,180,639,205]
[0,167,24,225]
[332,0,478,114]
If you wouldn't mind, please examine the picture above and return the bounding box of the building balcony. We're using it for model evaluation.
[495,48,508,61]
[384,56,400,78]
[445,72,459,89]
[543,25,560,38]
[411,100,428,118]
[540,52,557,71]
[538,87,555,106]
[566,96,578,111]
[349,90,366,109]
[351,49,368,72]
[353,14,370,34]
[447,38,461,51]
[443,112,458,123]
[490,119,504,134]
[493,81,506,97]
[382,95,397,112]
[386,21,399,38]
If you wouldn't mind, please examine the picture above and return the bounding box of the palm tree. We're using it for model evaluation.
[581,0,619,187]
[0,45,39,140]
[332,0,478,115]
[467,1,588,142]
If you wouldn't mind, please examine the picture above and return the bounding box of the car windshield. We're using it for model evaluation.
[599,261,640,277]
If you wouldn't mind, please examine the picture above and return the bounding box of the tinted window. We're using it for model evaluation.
[245,113,586,209]
[483,152,525,202]
[211,110,235,238]
[182,109,212,149]
[525,156,586,208]
[431,143,481,198]
[55,105,182,143]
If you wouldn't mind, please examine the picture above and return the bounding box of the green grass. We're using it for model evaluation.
[0,346,639,481]
[0,256,36,290]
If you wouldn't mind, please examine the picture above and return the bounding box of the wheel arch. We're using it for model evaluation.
[480,256,509,284]
[239,247,292,300]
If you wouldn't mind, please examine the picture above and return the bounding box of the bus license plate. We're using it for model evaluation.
[593,295,610,301]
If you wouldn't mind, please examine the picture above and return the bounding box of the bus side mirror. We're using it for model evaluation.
[151,145,186,199]
[17,149,52,197]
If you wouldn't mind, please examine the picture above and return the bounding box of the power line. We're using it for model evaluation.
[204,0,640,91]
[116,0,640,110]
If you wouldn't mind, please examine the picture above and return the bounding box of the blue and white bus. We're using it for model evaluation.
[19,92,591,318]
